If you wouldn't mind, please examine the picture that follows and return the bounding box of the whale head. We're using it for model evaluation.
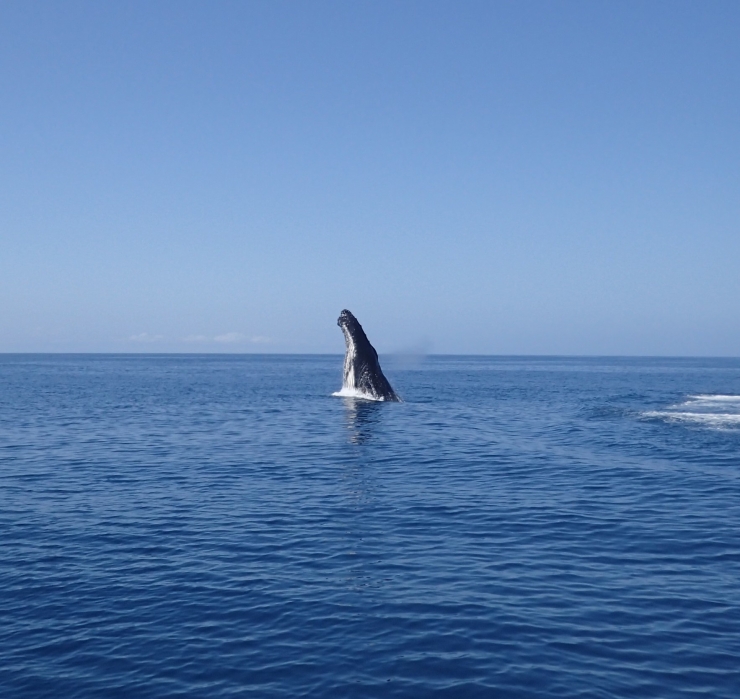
[337,309,358,332]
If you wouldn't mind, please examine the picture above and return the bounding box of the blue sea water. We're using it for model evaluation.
[1,354,739,698]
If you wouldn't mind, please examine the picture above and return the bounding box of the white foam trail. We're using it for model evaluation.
[686,394,740,403]
[643,394,740,430]
[643,410,740,427]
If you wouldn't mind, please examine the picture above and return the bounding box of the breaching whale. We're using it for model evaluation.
[335,309,400,402]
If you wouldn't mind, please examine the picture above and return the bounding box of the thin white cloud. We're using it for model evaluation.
[183,335,209,342]
[180,332,272,345]
[214,332,246,343]
[129,333,164,343]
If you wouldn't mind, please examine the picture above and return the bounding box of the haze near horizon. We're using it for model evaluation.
[1,1,738,355]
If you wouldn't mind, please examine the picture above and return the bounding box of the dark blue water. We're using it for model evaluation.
[2,355,739,698]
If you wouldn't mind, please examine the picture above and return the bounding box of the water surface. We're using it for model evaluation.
[1,355,739,697]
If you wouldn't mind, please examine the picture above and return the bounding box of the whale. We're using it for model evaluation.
[335,309,400,402]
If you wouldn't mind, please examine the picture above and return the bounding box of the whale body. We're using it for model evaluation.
[335,309,400,402]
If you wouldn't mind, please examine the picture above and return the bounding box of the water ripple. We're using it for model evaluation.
[1,355,739,697]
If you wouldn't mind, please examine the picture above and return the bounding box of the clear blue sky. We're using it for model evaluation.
[1,1,738,355]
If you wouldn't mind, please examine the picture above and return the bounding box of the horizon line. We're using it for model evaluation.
[1,352,739,360]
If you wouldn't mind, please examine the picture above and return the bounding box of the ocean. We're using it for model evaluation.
[1,354,739,698]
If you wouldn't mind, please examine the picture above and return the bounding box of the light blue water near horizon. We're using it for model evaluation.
[1,354,739,697]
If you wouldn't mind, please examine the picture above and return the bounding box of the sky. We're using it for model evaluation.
[1,0,738,355]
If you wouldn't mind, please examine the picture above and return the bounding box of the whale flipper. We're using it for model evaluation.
[335,309,400,402]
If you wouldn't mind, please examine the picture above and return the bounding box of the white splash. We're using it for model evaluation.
[643,394,740,430]
[332,387,388,401]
